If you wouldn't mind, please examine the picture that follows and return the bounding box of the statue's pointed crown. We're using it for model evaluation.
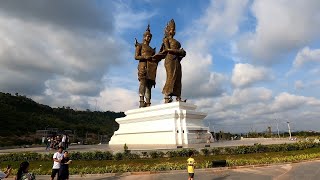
[143,24,152,37]
[165,19,175,37]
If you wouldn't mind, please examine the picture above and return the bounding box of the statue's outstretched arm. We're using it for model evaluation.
[134,44,144,61]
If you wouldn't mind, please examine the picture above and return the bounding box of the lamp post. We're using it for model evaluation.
[287,122,291,140]
[276,119,280,138]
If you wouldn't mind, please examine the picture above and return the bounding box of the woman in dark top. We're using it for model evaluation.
[58,151,71,180]
[16,161,35,180]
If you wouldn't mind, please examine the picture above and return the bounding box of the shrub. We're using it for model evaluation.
[157,151,165,158]
[94,151,113,160]
[141,151,148,158]
[166,151,178,158]
[177,149,189,157]
[124,153,140,160]
[200,148,210,156]
[149,151,159,159]
[211,147,221,155]
[114,152,124,160]
[225,147,236,155]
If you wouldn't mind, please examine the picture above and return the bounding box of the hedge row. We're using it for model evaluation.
[207,141,319,156]
[1,142,319,162]
[6,152,320,175]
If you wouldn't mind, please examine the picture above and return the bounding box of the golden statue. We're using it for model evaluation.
[134,25,159,108]
[160,19,186,103]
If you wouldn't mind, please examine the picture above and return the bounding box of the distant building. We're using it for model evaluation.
[36,128,58,138]
[36,128,74,139]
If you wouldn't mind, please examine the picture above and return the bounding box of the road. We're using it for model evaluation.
[27,160,320,180]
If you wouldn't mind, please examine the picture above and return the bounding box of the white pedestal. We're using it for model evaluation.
[109,102,211,146]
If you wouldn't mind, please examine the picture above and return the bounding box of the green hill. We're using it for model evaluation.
[0,92,124,146]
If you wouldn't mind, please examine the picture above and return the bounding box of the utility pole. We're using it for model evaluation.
[276,119,280,138]
[287,121,291,140]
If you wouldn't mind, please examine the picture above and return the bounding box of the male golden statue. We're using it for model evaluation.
[134,25,158,108]
[160,19,186,103]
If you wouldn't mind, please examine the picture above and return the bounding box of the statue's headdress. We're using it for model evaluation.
[143,24,152,37]
[165,19,175,37]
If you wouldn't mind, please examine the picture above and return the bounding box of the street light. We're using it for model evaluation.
[287,122,291,140]
[276,119,280,138]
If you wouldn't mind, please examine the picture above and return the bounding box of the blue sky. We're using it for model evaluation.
[0,0,319,133]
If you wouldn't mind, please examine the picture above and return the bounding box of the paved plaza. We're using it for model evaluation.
[6,160,320,180]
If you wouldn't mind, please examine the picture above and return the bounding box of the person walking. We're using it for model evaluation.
[51,146,64,180]
[187,151,196,180]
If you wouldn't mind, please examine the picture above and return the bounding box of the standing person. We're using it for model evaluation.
[46,137,51,151]
[207,135,212,144]
[0,165,12,179]
[42,136,45,144]
[16,161,35,180]
[134,24,160,108]
[50,137,54,150]
[58,151,72,180]
[187,151,196,180]
[57,136,62,148]
[61,135,66,149]
[65,135,69,149]
[160,19,186,103]
[51,146,64,180]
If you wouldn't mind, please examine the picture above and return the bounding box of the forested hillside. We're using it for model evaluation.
[0,92,124,146]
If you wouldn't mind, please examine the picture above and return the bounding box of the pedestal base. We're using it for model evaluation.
[109,102,211,146]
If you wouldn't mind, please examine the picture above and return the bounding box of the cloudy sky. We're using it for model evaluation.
[1,0,320,133]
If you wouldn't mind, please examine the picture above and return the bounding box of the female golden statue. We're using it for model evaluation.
[160,19,186,103]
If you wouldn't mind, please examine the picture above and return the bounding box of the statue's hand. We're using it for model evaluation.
[151,55,157,61]
[162,49,169,53]
[144,55,152,60]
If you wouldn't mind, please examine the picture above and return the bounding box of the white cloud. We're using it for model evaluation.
[187,0,249,53]
[270,92,320,112]
[231,63,271,88]
[0,1,147,112]
[182,52,228,98]
[94,88,138,112]
[32,94,92,110]
[32,86,138,112]
[293,47,320,68]
[207,87,272,110]
[0,15,126,95]
[199,90,320,132]
[45,77,103,96]
[294,80,304,90]
[237,0,320,64]
[113,1,157,33]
